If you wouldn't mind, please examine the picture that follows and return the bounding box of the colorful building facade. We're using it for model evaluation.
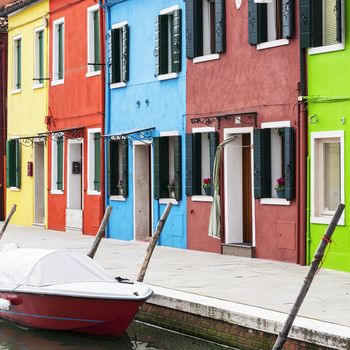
[47,0,105,235]
[104,0,187,248]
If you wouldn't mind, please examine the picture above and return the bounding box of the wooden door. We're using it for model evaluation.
[242,134,252,244]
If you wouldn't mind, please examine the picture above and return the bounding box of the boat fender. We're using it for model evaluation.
[0,298,11,311]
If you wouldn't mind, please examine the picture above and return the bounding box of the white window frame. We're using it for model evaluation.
[51,136,64,194]
[311,130,345,225]
[33,26,45,89]
[87,128,101,195]
[86,4,101,77]
[12,34,22,94]
[52,17,65,86]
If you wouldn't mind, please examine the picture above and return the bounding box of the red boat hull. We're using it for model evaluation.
[0,292,145,337]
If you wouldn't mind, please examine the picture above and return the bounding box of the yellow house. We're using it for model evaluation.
[6,0,49,226]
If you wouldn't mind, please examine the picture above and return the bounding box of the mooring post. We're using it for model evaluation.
[87,206,113,259]
[0,204,17,241]
[272,203,345,350]
[137,202,173,282]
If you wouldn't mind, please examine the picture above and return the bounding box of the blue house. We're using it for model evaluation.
[103,0,186,248]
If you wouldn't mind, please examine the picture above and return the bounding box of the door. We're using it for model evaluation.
[66,141,83,230]
[242,134,252,244]
[34,141,45,225]
[134,143,152,241]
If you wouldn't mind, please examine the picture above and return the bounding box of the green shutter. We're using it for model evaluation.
[58,23,64,80]
[121,25,129,82]
[107,30,113,84]
[93,11,101,71]
[311,0,322,47]
[109,140,119,196]
[336,0,342,43]
[215,0,225,53]
[17,39,21,89]
[39,31,44,83]
[57,137,63,191]
[209,132,219,196]
[153,137,169,199]
[185,0,195,58]
[185,133,194,196]
[121,140,128,198]
[299,0,311,48]
[283,127,295,201]
[5,141,9,188]
[253,129,271,199]
[93,133,101,192]
[186,133,202,196]
[155,15,168,76]
[6,140,16,188]
[15,140,20,189]
[248,0,267,45]
[282,0,294,39]
[172,9,182,73]
[174,136,182,201]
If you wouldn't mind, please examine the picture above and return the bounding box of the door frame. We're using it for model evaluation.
[33,138,45,225]
[224,127,255,246]
[132,140,153,241]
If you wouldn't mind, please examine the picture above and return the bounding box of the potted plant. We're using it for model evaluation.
[117,179,123,196]
[275,178,285,198]
[167,183,175,198]
[202,178,211,196]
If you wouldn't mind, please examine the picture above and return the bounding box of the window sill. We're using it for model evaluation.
[260,198,290,206]
[193,53,220,64]
[311,215,345,226]
[159,198,178,205]
[110,82,126,89]
[110,195,126,201]
[86,70,101,78]
[256,39,289,51]
[157,72,178,81]
[87,190,101,196]
[51,189,64,195]
[9,187,20,191]
[191,195,213,202]
[51,79,64,86]
[11,89,21,95]
[33,83,44,90]
[308,42,345,55]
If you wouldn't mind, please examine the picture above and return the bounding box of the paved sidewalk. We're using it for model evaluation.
[1,224,350,347]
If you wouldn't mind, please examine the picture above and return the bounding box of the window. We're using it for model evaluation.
[108,140,128,197]
[153,135,182,200]
[88,129,101,194]
[155,7,182,76]
[300,0,344,50]
[13,36,21,90]
[186,0,225,59]
[34,28,44,86]
[51,136,64,193]
[253,124,295,201]
[185,131,218,197]
[6,139,20,189]
[311,131,344,224]
[87,5,101,75]
[109,22,129,86]
[248,0,293,46]
[52,18,64,84]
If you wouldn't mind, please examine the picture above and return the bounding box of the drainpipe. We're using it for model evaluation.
[306,156,311,265]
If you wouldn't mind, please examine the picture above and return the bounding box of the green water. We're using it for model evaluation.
[0,320,237,350]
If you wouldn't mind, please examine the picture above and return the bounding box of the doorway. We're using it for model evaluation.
[66,140,83,230]
[34,141,45,225]
[133,142,152,241]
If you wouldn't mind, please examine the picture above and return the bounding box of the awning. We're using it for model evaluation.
[38,127,84,140]
[103,127,155,143]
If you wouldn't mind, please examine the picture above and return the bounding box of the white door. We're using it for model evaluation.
[34,141,45,225]
[66,141,83,230]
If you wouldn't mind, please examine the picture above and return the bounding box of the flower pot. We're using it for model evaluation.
[276,189,285,199]
[203,187,211,196]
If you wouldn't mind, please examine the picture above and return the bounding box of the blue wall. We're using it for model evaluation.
[105,0,187,248]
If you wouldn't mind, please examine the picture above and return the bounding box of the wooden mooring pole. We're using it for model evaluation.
[0,204,17,241]
[87,206,113,259]
[137,202,173,282]
[272,203,345,350]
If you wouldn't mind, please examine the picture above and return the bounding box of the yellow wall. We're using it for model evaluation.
[7,0,49,227]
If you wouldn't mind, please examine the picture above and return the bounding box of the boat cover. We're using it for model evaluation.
[0,247,115,287]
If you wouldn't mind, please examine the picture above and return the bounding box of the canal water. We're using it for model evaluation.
[0,320,238,350]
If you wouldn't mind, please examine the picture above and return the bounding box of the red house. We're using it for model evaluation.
[185,0,306,264]
[48,0,104,234]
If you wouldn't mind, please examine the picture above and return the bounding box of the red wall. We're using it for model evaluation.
[186,1,301,263]
[48,0,104,235]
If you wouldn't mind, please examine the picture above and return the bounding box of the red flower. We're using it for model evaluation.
[277,178,285,186]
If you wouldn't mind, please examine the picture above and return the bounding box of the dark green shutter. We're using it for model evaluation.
[153,137,169,199]
[299,0,311,48]
[17,39,21,89]
[6,140,16,188]
[248,0,267,45]
[215,0,225,53]
[253,129,271,199]
[311,0,322,47]
[15,140,20,189]
[336,0,342,43]
[39,31,44,83]
[186,0,195,58]
[185,133,194,196]
[172,9,182,73]
[282,0,294,39]
[174,136,182,201]
[107,30,113,84]
[155,15,168,76]
[121,25,129,82]
[6,141,10,188]
[283,127,295,201]
[57,137,63,191]
[109,140,118,196]
[58,23,63,80]
[93,11,101,71]
[209,132,219,196]
[185,133,202,196]
[121,140,128,198]
[93,133,101,192]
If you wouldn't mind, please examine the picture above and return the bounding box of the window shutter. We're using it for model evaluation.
[185,133,194,196]
[154,137,169,199]
[155,15,168,76]
[154,137,161,199]
[215,0,226,53]
[283,127,295,201]
[253,129,271,199]
[93,11,100,71]
[174,136,182,201]
[6,141,11,188]
[107,30,113,84]
[57,137,63,191]
[15,140,21,189]
[185,133,202,196]
[109,140,118,196]
[121,25,129,82]
[155,16,161,76]
[17,39,21,88]
[39,31,44,83]
[58,24,63,80]
[93,133,101,192]
[121,140,128,198]
[336,0,342,43]
[311,0,322,47]
[282,0,294,39]
[172,9,182,73]
[248,0,267,45]
[299,0,311,48]
[186,0,195,58]
[209,132,219,196]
